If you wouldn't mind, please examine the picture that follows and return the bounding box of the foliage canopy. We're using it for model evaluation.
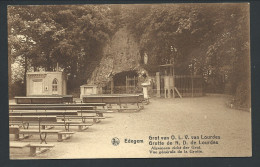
[8,4,250,107]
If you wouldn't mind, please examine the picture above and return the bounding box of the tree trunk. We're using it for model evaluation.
[24,55,28,84]
[46,54,51,71]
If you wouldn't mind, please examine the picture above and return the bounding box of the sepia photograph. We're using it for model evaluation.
[7,3,251,159]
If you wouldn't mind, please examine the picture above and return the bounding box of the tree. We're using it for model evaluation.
[122,4,250,107]
[8,4,250,108]
[8,5,118,95]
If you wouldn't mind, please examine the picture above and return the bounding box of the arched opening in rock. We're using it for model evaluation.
[113,70,138,94]
[103,70,143,94]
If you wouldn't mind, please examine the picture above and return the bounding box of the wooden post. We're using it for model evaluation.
[156,72,160,97]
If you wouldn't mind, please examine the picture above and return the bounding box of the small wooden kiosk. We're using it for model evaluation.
[26,71,67,96]
[159,64,175,98]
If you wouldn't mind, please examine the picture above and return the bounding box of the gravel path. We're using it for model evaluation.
[10,95,251,159]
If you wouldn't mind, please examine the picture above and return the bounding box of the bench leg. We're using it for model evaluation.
[107,104,112,109]
[41,125,53,130]
[93,118,101,123]
[14,134,19,141]
[96,113,103,117]
[57,134,63,142]
[139,102,144,110]
[58,133,71,142]
[40,133,47,144]
[64,124,70,131]
[30,146,36,156]
[144,99,149,105]
[123,104,128,108]
[30,146,51,156]
[46,126,54,130]
[78,125,88,131]
[78,125,82,131]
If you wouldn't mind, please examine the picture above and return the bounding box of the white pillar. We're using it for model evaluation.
[141,82,150,100]
[143,86,148,99]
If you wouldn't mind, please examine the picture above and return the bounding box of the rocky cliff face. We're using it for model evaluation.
[88,27,147,87]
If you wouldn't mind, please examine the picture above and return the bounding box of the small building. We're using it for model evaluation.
[26,71,67,96]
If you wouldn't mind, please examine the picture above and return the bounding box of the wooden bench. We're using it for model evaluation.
[14,96,63,104]
[10,126,75,143]
[9,117,75,143]
[9,111,78,116]
[10,103,106,107]
[19,129,74,142]
[10,126,61,142]
[77,110,114,117]
[40,123,91,131]
[82,94,144,111]
[10,111,99,126]
[61,95,73,103]
[9,114,93,132]
[10,141,55,156]
[9,105,96,111]
[14,95,73,104]
[58,115,105,123]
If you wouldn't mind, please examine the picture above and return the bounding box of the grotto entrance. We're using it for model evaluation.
[103,70,141,94]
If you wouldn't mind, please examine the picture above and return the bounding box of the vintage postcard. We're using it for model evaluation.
[8,3,251,159]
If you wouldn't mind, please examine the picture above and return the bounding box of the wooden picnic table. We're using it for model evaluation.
[9,116,63,143]
[9,115,89,139]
